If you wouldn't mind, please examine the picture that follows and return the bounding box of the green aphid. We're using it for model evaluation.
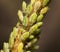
[22,1,27,13]
[29,35,34,39]
[9,37,14,48]
[40,6,49,14]
[26,4,33,14]
[20,32,29,41]
[37,14,44,22]
[23,16,28,27]
[29,22,43,34]
[29,12,37,25]
[43,0,49,6]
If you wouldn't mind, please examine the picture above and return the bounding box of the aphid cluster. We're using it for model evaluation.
[0,0,49,52]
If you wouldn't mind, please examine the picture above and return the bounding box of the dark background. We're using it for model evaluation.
[0,0,60,52]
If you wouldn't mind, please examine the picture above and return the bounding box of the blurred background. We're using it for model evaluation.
[0,0,60,52]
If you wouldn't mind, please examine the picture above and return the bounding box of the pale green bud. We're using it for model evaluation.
[29,22,43,34]
[25,42,32,48]
[29,12,37,25]
[3,42,9,49]
[40,6,49,14]
[31,38,37,44]
[34,29,41,35]
[0,50,4,52]
[34,1,41,12]
[29,24,37,34]
[33,45,39,49]
[26,50,31,52]
[17,42,24,52]
[26,4,33,14]
[18,10,23,21]
[9,37,14,48]
[9,27,18,41]
[29,35,34,39]
[43,0,49,6]
[20,32,29,41]
[37,14,44,22]
[16,22,20,27]
[23,16,28,27]
[25,38,38,48]
[3,43,10,52]
[31,0,35,5]
[12,27,18,38]
[36,22,43,27]
[4,49,10,52]
[20,28,26,33]
[22,1,27,13]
